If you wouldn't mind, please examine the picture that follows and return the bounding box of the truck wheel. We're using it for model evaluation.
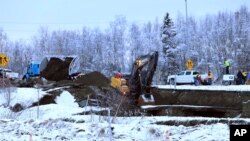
[223,81,230,86]
[22,76,26,80]
[22,76,29,82]
[170,78,175,85]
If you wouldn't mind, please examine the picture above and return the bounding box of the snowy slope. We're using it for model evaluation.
[0,88,48,107]
[0,87,249,140]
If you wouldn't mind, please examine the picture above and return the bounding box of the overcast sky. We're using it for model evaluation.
[0,0,249,41]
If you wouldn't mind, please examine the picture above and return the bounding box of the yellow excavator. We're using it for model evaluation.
[111,51,159,106]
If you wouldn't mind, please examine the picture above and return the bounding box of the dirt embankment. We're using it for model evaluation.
[74,71,110,87]
[40,71,112,105]
[59,71,111,102]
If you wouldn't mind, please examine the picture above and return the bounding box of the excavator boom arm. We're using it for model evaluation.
[128,51,159,101]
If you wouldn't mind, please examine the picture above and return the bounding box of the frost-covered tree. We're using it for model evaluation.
[161,13,178,76]
[105,16,127,75]
[33,27,51,57]
[91,28,106,72]
[174,14,188,71]
[233,6,250,71]
[129,23,142,62]
[0,28,8,53]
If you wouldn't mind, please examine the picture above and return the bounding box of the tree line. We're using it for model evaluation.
[0,6,249,83]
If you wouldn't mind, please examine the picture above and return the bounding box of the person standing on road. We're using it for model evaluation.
[224,58,230,74]
[246,72,250,85]
[236,70,244,85]
[207,71,213,85]
[242,71,247,84]
[194,73,201,86]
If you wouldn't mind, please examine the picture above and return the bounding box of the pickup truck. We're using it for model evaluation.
[222,74,235,85]
[167,70,207,85]
[0,68,19,80]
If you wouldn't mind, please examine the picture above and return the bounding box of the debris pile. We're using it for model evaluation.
[75,71,110,87]
[10,70,137,116]
[30,71,112,106]
[54,71,111,103]
[41,57,73,81]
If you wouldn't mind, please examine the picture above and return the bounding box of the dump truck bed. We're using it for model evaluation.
[40,57,77,81]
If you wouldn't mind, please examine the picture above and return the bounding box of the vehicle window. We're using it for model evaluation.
[177,71,185,75]
[193,72,199,75]
[186,71,191,75]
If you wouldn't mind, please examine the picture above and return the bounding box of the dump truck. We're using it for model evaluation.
[22,56,80,81]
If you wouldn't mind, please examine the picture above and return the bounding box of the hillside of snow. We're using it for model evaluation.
[0,87,249,140]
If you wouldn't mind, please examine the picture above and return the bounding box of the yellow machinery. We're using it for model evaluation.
[111,73,129,95]
[110,51,159,106]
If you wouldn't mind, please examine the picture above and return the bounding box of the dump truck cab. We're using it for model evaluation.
[27,64,38,76]
[23,59,48,80]
[25,61,40,77]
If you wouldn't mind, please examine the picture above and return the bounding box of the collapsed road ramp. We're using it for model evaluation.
[144,86,250,118]
[40,56,79,81]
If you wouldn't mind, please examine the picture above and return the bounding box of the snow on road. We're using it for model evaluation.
[156,85,250,91]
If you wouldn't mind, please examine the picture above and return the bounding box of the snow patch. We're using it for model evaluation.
[55,91,78,107]
[0,88,47,108]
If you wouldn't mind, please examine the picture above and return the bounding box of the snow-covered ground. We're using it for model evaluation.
[0,87,249,141]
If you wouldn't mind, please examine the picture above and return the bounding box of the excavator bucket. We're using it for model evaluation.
[137,94,155,106]
[40,55,79,81]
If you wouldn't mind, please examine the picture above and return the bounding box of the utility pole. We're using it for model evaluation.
[185,0,188,23]
[185,0,188,42]
[185,0,189,61]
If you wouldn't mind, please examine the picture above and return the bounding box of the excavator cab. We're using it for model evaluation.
[111,72,129,95]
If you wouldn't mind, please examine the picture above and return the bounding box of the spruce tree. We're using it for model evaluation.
[161,13,178,76]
